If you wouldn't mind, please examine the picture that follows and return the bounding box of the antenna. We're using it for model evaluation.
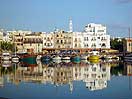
[69,18,73,32]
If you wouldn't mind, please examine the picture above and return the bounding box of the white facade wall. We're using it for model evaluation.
[83,23,110,49]
[0,31,3,41]
[72,32,84,48]
[43,32,54,48]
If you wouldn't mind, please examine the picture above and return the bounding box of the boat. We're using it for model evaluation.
[124,54,132,61]
[52,59,62,63]
[20,54,37,66]
[36,55,42,60]
[89,59,99,63]
[61,59,71,63]
[81,55,88,60]
[61,56,70,60]
[12,55,20,63]
[1,60,12,67]
[12,43,20,63]
[1,52,12,61]
[41,55,52,62]
[88,51,99,60]
[71,55,81,61]
[52,55,61,60]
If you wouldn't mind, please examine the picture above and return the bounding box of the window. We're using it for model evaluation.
[75,38,77,42]
[57,40,59,43]
[61,40,63,43]
[98,30,104,32]
[44,43,46,46]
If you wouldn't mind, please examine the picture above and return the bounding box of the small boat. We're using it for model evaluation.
[71,55,81,63]
[1,60,12,67]
[12,55,20,63]
[81,55,88,60]
[41,55,52,62]
[52,55,61,60]
[1,52,11,61]
[52,59,62,63]
[62,59,71,63]
[124,54,132,61]
[89,59,99,63]
[36,55,42,60]
[20,54,37,66]
[88,51,99,60]
[61,56,70,60]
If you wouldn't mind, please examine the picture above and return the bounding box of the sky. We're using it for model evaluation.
[0,0,132,37]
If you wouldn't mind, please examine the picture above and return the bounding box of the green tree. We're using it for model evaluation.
[110,38,124,52]
[0,41,15,52]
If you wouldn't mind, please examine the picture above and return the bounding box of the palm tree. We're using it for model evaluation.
[0,41,15,52]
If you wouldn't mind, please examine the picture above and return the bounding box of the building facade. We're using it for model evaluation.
[124,38,132,52]
[54,30,73,49]
[83,23,110,49]
[23,32,43,53]
[43,32,54,48]
[3,23,111,53]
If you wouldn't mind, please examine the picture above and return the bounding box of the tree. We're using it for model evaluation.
[110,38,124,52]
[0,41,15,52]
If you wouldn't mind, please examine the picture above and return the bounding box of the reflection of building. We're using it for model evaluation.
[73,66,84,80]
[0,67,4,87]
[42,67,54,83]
[2,61,111,92]
[53,67,73,85]
[124,62,132,76]
[83,63,110,91]
[127,65,132,76]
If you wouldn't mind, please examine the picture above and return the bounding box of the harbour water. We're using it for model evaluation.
[0,59,132,99]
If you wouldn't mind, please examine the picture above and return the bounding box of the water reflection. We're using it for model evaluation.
[0,60,123,91]
[0,59,132,99]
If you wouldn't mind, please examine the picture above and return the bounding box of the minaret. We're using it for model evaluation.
[69,18,73,32]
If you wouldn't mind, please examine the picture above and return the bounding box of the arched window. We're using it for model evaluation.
[102,43,106,47]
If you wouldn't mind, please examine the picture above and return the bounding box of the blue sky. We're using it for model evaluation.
[0,0,132,37]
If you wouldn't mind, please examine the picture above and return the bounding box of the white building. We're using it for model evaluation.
[72,32,84,48]
[83,23,110,49]
[0,30,3,41]
[43,32,54,48]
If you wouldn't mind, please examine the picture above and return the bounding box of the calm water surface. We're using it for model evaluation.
[0,60,132,99]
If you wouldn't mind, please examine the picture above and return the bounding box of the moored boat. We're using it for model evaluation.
[88,51,99,60]
[71,55,81,62]
[12,55,20,63]
[81,55,88,60]
[1,60,12,67]
[52,55,61,60]
[41,55,52,62]
[124,54,132,61]
[61,56,70,60]
[1,52,11,61]
[20,54,37,66]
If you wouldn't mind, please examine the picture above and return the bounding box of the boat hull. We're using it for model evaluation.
[89,55,99,60]
[20,54,37,66]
